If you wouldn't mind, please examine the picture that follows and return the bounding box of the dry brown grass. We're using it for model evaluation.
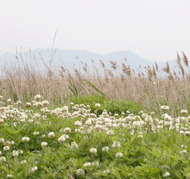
[0,51,190,117]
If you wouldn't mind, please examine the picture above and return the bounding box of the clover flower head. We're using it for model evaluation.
[22,137,30,142]
[64,127,71,133]
[163,171,170,177]
[116,152,123,157]
[48,132,55,139]
[102,146,109,152]
[12,150,19,157]
[90,148,97,154]
[103,169,110,174]
[76,168,85,176]
[83,162,91,167]
[41,142,48,147]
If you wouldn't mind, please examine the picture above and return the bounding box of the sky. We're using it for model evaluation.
[0,0,190,62]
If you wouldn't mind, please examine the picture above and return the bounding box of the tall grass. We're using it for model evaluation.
[0,51,189,117]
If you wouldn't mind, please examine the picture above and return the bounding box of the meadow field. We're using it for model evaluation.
[1,52,190,178]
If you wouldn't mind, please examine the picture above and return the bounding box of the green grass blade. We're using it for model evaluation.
[84,80,105,96]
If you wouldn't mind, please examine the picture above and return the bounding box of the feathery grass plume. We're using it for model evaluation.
[47,69,53,79]
[104,73,109,83]
[180,65,185,79]
[147,68,153,81]
[155,61,158,72]
[176,53,185,79]
[61,66,66,73]
[162,62,170,74]
[182,51,188,68]
[126,66,131,78]
[100,60,105,68]
[152,66,157,79]
[176,52,181,66]
[168,73,174,82]
[122,63,128,74]
[110,60,117,70]
[83,66,87,72]
[138,73,141,78]
[74,69,81,78]
[59,70,64,78]
[120,74,125,82]
[107,69,113,78]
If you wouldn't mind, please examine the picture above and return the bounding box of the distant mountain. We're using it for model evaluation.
[0,48,188,79]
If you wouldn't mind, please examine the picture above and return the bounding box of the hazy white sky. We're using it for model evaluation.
[0,0,189,62]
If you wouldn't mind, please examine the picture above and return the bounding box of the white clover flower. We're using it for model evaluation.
[28,119,34,123]
[62,106,69,113]
[12,150,19,157]
[4,141,11,146]
[21,160,27,164]
[41,142,48,147]
[7,99,12,104]
[50,110,58,116]
[41,134,46,138]
[184,131,190,136]
[90,148,97,154]
[163,171,170,177]
[0,151,2,155]
[34,94,43,101]
[76,168,85,176]
[7,174,13,178]
[102,146,109,152]
[3,146,10,151]
[17,100,22,104]
[22,137,30,142]
[58,135,66,144]
[103,169,110,174]
[106,130,115,135]
[181,110,188,115]
[83,162,91,167]
[0,119,4,124]
[95,103,101,108]
[181,145,187,148]
[0,95,3,101]
[92,161,99,166]
[161,105,169,111]
[28,166,38,173]
[25,102,31,107]
[138,134,143,138]
[41,100,49,107]
[74,121,82,127]
[48,132,55,138]
[71,142,78,150]
[180,150,187,154]
[19,150,23,154]
[85,119,92,126]
[63,127,71,133]
[116,152,123,158]
[112,141,121,148]
[0,138,5,143]
[0,156,6,162]
[33,131,39,135]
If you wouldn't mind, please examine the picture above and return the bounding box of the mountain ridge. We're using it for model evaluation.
[0,48,188,78]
